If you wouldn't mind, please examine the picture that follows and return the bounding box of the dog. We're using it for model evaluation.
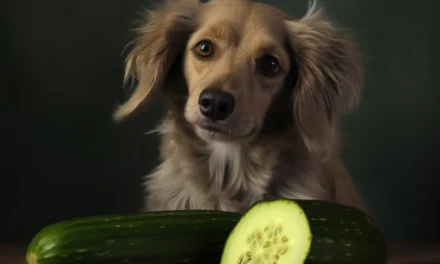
[113,0,370,216]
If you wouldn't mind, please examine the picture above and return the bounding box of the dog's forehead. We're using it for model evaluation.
[199,0,286,40]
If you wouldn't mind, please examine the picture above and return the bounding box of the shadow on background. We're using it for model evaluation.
[1,0,439,244]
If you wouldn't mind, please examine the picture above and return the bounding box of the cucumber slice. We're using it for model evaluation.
[220,199,387,264]
[220,199,312,264]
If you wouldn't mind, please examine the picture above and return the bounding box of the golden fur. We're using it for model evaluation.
[114,0,369,215]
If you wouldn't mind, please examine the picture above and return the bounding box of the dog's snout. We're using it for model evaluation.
[198,88,235,121]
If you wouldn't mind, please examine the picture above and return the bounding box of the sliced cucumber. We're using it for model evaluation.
[220,199,387,264]
[220,199,312,264]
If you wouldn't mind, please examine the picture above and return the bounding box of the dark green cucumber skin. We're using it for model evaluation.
[292,199,387,264]
[26,210,241,264]
[27,200,387,264]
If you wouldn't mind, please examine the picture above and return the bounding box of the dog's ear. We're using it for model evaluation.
[113,0,200,121]
[284,3,363,162]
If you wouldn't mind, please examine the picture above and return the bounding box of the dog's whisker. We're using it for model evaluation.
[143,128,159,135]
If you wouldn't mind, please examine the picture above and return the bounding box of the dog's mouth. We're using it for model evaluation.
[199,123,230,134]
[193,120,257,141]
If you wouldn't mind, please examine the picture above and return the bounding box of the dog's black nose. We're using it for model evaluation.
[198,88,235,121]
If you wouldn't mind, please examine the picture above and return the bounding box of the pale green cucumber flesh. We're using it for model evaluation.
[220,199,312,264]
[220,199,387,264]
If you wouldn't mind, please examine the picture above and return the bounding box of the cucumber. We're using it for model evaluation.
[26,210,241,264]
[220,199,387,264]
[27,200,387,264]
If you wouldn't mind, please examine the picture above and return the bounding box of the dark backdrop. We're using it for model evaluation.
[1,0,439,244]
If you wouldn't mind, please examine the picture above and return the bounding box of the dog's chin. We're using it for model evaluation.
[193,122,258,143]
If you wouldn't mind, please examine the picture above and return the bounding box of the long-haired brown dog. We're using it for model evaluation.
[114,0,370,215]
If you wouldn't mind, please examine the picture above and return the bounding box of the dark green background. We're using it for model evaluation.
[1,0,439,244]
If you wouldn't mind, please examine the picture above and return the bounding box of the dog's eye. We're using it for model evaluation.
[194,40,214,58]
[257,55,280,76]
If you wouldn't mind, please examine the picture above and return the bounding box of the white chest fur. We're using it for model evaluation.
[207,142,272,210]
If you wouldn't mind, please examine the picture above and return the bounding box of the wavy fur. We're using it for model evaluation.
[114,0,369,216]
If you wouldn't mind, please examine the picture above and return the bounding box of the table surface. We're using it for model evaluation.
[2,242,439,264]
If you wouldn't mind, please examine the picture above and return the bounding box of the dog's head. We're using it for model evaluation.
[114,0,362,161]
